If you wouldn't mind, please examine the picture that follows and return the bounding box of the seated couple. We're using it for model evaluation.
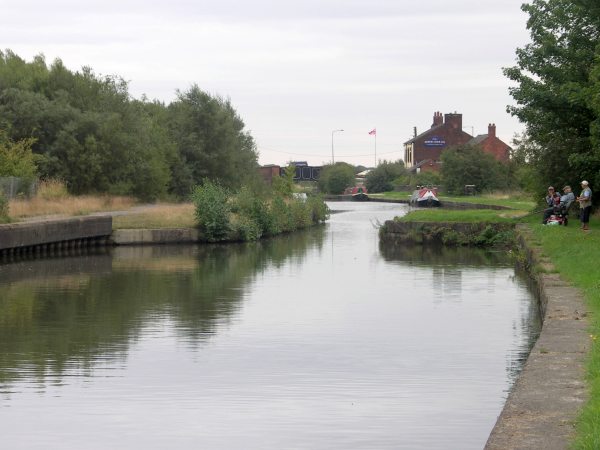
[542,185,575,224]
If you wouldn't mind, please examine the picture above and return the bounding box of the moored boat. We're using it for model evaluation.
[350,186,369,201]
[410,186,441,207]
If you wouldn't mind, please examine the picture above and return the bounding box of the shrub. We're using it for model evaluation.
[231,214,262,241]
[318,162,355,194]
[191,180,231,242]
[269,195,292,233]
[306,194,330,223]
[0,192,9,223]
[289,198,312,229]
[232,186,275,236]
[365,160,406,193]
[441,145,508,194]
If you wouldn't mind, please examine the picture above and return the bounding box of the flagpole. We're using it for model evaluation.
[368,128,377,167]
[374,133,377,167]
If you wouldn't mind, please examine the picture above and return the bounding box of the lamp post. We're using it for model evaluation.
[331,129,344,164]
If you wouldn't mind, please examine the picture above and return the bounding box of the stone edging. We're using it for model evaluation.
[484,224,589,449]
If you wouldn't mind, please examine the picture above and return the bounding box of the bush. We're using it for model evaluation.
[289,198,312,229]
[192,180,231,242]
[365,160,406,193]
[306,194,330,223]
[318,162,355,194]
[412,171,441,187]
[231,214,262,241]
[232,186,275,237]
[441,145,508,194]
[269,195,292,233]
[0,192,9,223]
[193,181,329,242]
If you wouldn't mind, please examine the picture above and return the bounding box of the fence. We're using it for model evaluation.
[0,177,37,199]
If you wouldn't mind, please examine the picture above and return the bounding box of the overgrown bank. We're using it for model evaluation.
[379,219,516,248]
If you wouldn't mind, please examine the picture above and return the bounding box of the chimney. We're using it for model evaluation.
[444,112,462,130]
[488,123,496,138]
[431,111,443,128]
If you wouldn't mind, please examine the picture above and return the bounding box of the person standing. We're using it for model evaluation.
[577,180,593,231]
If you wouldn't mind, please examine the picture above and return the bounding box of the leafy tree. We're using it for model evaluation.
[441,145,508,194]
[318,162,355,194]
[0,192,8,222]
[167,85,258,193]
[365,160,406,193]
[192,179,231,242]
[0,51,259,200]
[503,0,600,195]
[272,164,296,197]
[0,132,37,180]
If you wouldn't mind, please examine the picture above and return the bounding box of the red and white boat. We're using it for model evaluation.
[410,187,441,207]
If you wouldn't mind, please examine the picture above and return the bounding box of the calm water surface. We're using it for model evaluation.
[0,202,540,449]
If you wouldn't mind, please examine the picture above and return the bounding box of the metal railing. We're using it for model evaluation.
[0,177,37,199]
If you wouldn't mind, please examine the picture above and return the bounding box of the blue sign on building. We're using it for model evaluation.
[424,136,446,147]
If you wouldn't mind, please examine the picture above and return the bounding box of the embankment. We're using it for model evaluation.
[379,220,515,247]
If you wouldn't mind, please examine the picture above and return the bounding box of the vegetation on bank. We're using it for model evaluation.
[2,172,329,241]
[527,224,600,449]
[112,204,196,229]
[192,178,329,242]
[0,50,258,201]
[372,190,536,210]
[394,208,531,223]
[394,199,599,447]
[7,179,136,221]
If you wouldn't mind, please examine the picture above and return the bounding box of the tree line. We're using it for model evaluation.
[505,0,600,197]
[0,50,258,200]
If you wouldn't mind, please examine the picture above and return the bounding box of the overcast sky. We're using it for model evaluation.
[1,0,530,167]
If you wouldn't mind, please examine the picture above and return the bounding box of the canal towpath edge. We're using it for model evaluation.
[484,224,589,450]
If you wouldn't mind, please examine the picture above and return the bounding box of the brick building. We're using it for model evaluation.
[404,111,511,172]
[466,123,511,163]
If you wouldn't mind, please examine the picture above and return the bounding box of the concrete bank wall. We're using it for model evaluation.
[111,228,199,245]
[0,216,113,255]
[485,225,589,449]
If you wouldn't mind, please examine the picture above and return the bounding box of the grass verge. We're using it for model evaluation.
[528,222,600,449]
[372,190,536,210]
[9,195,137,221]
[112,204,196,229]
[395,208,533,223]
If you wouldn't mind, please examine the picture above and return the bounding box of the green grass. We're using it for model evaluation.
[372,190,536,210]
[396,208,533,223]
[528,222,600,449]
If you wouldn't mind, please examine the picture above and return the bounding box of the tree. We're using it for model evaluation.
[317,162,355,194]
[440,145,507,194]
[0,132,37,180]
[167,85,258,193]
[365,160,406,193]
[503,0,600,194]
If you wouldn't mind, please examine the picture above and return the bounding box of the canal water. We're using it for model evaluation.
[0,202,540,449]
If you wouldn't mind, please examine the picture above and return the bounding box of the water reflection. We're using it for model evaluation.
[379,240,541,386]
[0,228,325,388]
[0,203,541,449]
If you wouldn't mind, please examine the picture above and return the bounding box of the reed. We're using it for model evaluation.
[9,194,136,220]
[112,204,196,229]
